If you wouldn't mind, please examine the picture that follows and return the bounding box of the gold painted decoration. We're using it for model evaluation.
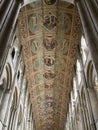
[43,71,56,80]
[18,0,82,129]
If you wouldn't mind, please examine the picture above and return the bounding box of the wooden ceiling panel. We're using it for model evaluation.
[18,0,82,129]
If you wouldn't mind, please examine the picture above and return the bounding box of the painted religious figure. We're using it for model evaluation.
[29,13,41,33]
[43,38,56,50]
[31,38,42,54]
[43,12,57,31]
[45,101,55,108]
[44,56,55,66]
[59,12,72,34]
[35,72,43,84]
[33,58,43,70]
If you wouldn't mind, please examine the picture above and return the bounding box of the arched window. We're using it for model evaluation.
[17,71,20,80]
[11,37,21,68]
[11,48,15,59]
[0,63,13,126]
[87,60,98,98]
[80,36,88,65]
[17,61,24,87]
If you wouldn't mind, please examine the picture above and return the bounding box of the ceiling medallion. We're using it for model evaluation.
[44,56,55,66]
[43,38,56,51]
[42,12,57,31]
[44,0,56,5]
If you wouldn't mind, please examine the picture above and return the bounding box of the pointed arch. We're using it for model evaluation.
[6,63,12,90]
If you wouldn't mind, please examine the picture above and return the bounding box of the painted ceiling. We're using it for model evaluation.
[18,0,82,130]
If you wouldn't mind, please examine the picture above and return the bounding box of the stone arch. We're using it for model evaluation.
[11,37,21,67]
[17,60,24,86]
[14,87,18,105]
[86,61,98,130]
[93,75,98,96]
[86,60,93,88]
[6,63,12,90]
[11,47,15,60]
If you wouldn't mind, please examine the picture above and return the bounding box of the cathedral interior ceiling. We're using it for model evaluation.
[18,0,82,129]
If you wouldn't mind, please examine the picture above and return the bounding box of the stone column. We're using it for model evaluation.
[74,105,78,130]
[82,86,96,130]
[76,0,98,128]
[0,92,10,129]
[81,81,97,130]
[0,0,14,30]
[77,90,85,130]
[76,0,98,76]
[83,0,98,32]
[78,44,97,130]
[0,0,21,77]
[69,103,73,130]
[88,88,98,129]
